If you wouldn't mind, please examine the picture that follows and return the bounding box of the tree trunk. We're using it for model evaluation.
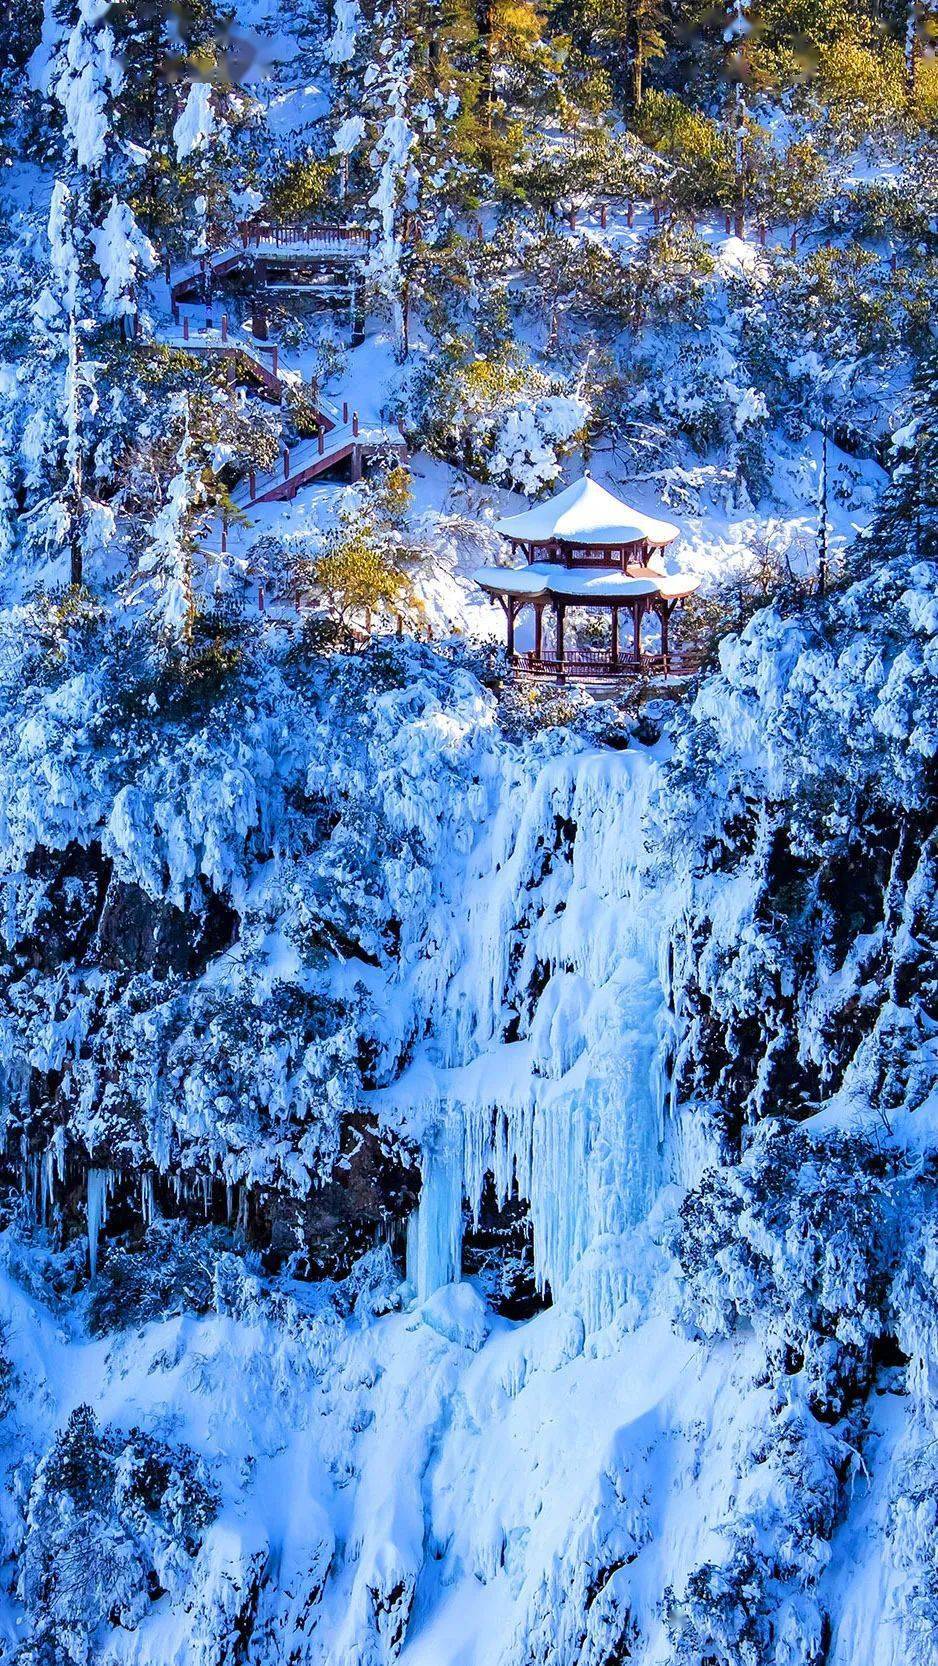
[626,7,643,113]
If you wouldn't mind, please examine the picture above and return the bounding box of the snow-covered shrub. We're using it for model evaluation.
[16,1406,217,1661]
[891,1191,938,1405]
[667,1392,847,1666]
[414,345,587,494]
[87,1220,247,1334]
[672,1122,903,1412]
[887,1438,938,1660]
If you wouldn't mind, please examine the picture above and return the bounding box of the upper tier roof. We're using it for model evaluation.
[493,474,680,548]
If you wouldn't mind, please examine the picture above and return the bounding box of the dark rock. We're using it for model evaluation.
[258,1113,421,1278]
[96,877,239,978]
[461,1174,548,1320]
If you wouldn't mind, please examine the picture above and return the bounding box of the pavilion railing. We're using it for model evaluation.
[514,649,705,681]
[238,221,372,251]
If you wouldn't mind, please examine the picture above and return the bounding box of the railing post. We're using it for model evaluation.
[183,315,189,342]
[352,411,359,437]
[790,227,798,253]
[271,345,278,378]
[318,428,325,455]
[249,469,256,501]
[627,200,634,227]
[283,449,290,479]
[599,202,607,229]
[221,313,228,341]
[221,521,228,553]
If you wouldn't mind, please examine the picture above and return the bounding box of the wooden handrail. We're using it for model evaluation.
[515,650,704,681]
[238,220,371,250]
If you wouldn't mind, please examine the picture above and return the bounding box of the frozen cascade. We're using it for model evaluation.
[86,1167,116,1277]
[407,746,678,1328]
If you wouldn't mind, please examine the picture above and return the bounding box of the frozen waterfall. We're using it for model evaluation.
[406,746,679,1328]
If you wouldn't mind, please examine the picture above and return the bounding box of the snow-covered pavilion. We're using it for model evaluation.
[473,474,702,682]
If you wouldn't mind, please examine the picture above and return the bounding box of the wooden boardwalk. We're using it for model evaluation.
[230,421,406,507]
[169,223,370,305]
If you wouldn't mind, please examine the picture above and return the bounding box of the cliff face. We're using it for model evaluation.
[0,557,936,1666]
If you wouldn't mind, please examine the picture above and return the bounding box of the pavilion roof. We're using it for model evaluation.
[493,475,680,548]
[473,561,700,605]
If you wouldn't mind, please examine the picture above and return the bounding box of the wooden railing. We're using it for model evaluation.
[239,221,372,251]
[515,649,705,681]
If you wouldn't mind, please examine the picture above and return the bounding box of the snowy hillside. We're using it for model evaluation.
[0,2,936,1665]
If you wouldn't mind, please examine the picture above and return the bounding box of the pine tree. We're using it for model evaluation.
[133,395,204,648]
[329,0,465,357]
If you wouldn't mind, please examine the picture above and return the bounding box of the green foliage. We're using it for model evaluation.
[813,36,908,135]
[264,153,337,220]
[636,90,732,205]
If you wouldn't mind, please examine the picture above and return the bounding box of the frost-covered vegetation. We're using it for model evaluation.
[0,0,936,1663]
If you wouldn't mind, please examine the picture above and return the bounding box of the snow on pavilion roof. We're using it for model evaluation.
[473,561,700,604]
[493,475,680,548]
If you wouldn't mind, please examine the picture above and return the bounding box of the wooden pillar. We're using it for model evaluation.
[534,604,544,659]
[506,598,516,659]
[632,601,642,664]
[555,602,565,678]
[611,606,619,666]
[660,603,670,665]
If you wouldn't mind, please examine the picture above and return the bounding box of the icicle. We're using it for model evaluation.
[140,1171,156,1227]
[41,1147,56,1225]
[201,1174,211,1215]
[87,1168,115,1278]
[406,1123,463,1302]
[226,1180,234,1223]
[52,1125,66,1183]
[237,1186,249,1232]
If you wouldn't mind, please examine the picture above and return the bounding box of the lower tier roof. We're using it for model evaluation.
[472,561,700,605]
